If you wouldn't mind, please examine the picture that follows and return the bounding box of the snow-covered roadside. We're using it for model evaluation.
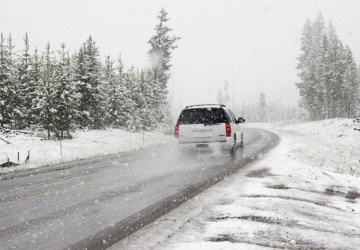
[245,119,360,176]
[0,129,173,174]
[110,119,360,250]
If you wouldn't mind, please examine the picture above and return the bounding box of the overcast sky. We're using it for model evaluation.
[1,0,360,112]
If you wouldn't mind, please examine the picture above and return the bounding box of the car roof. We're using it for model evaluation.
[184,104,227,109]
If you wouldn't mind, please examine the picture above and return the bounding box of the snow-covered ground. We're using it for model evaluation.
[248,119,360,177]
[1,119,359,249]
[0,129,173,174]
[110,119,360,249]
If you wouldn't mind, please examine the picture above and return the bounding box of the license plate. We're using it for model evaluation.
[193,131,211,137]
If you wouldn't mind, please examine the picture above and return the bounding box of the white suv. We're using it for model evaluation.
[174,104,245,152]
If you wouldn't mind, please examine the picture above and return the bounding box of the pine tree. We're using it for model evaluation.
[75,36,107,129]
[104,55,114,126]
[297,13,327,120]
[310,13,326,120]
[138,69,149,130]
[296,19,315,119]
[138,68,162,131]
[0,38,10,126]
[134,69,146,131]
[148,8,180,82]
[343,46,359,118]
[28,48,42,127]
[123,66,139,131]
[114,55,130,127]
[296,14,359,120]
[104,55,124,128]
[0,33,13,127]
[74,44,90,128]
[148,8,180,124]
[143,69,158,129]
[7,34,22,128]
[52,43,79,139]
[18,33,33,127]
[36,43,56,139]
[327,21,337,43]
[327,36,345,117]
[320,34,330,118]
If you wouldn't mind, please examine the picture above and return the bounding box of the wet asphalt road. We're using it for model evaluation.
[0,128,279,250]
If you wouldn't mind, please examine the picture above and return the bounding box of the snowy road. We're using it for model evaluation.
[0,128,278,250]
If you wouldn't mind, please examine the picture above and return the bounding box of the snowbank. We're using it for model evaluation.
[281,119,360,176]
[0,129,173,174]
[246,119,360,176]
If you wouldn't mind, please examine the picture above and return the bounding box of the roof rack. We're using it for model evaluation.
[185,104,226,109]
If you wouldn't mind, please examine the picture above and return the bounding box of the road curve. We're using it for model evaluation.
[0,128,279,250]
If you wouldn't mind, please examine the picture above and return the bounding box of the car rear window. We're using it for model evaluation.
[177,108,228,125]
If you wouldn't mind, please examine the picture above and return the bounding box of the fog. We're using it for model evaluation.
[1,0,360,112]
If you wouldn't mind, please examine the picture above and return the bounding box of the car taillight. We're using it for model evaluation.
[226,123,231,137]
[175,125,179,139]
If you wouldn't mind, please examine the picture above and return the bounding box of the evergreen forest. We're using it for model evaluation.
[0,8,180,139]
[297,13,360,120]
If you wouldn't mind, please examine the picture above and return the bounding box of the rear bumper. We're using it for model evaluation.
[178,136,228,144]
[177,138,233,150]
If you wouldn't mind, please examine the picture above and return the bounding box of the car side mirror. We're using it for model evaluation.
[237,117,245,123]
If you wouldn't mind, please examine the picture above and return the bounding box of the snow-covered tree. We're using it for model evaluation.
[0,11,181,134]
[36,43,56,139]
[28,48,42,127]
[296,14,359,120]
[18,33,33,127]
[237,97,303,123]
[141,69,159,129]
[52,43,79,139]
[148,8,180,82]
[138,68,164,131]
[0,33,13,127]
[103,55,116,126]
[7,34,23,128]
[75,36,107,129]
[296,13,327,120]
[114,55,131,127]
[343,46,359,118]
[148,8,180,125]
[122,66,139,131]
